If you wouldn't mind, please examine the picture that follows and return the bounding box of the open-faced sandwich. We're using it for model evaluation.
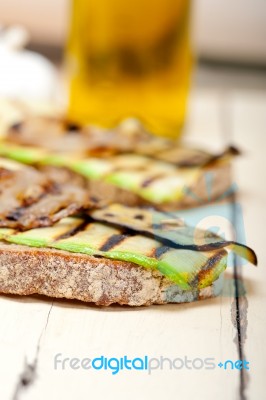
[0,104,238,211]
[0,157,256,306]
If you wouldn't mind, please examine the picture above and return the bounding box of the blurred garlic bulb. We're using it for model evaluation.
[0,25,58,101]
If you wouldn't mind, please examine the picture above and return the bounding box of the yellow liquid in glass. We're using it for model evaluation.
[67,0,192,138]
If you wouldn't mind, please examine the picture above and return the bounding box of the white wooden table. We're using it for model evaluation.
[0,87,265,400]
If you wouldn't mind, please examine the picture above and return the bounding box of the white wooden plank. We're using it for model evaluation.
[230,90,266,399]
[18,293,239,400]
[185,88,226,151]
[0,296,53,400]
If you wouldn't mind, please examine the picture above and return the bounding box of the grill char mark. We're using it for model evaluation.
[134,214,144,220]
[10,121,23,133]
[154,246,171,258]
[5,208,25,221]
[190,250,226,288]
[65,122,81,132]
[55,220,89,241]
[141,173,166,188]
[99,234,128,252]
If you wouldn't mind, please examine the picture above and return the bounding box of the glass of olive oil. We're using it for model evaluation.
[66,0,192,138]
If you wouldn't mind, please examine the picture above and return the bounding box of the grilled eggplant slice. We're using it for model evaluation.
[0,158,93,230]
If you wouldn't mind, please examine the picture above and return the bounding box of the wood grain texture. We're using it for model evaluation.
[230,91,266,399]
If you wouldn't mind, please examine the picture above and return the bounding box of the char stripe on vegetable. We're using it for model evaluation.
[154,246,170,258]
[99,234,128,251]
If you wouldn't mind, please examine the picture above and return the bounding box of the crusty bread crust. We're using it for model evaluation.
[0,242,223,306]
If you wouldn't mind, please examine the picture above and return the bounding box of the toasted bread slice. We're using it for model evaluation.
[0,242,223,306]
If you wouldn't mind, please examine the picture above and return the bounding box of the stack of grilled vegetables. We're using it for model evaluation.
[0,110,256,305]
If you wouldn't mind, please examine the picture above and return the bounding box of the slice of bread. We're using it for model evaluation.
[0,242,223,306]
